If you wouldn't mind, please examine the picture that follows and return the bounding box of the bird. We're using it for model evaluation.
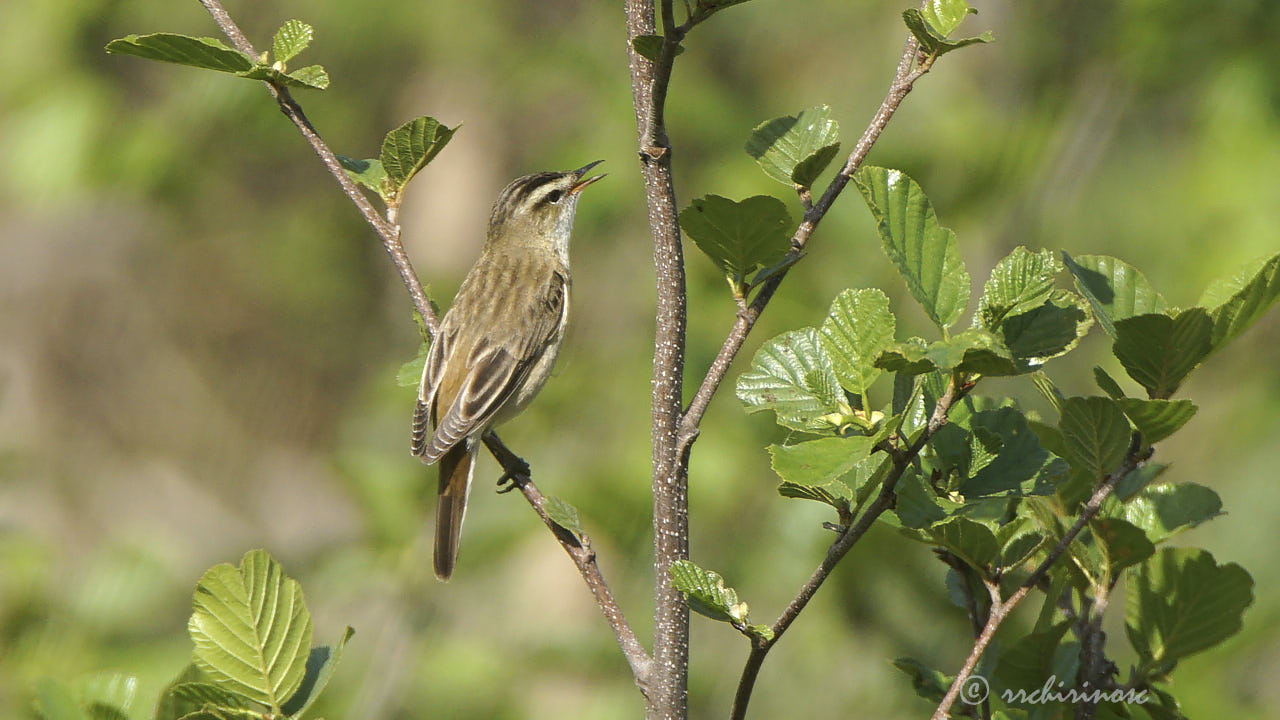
[411,161,605,580]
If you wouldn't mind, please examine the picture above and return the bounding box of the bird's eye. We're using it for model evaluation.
[544,189,564,204]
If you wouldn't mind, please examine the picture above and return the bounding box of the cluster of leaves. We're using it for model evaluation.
[36,551,351,720]
[675,73,1276,715]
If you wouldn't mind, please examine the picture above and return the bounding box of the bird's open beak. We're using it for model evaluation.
[569,160,606,195]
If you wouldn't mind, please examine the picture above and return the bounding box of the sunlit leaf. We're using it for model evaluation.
[745,105,841,188]
[976,247,1062,329]
[669,560,749,625]
[737,328,843,432]
[630,34,684,62]
[380,116,457,193]
[106,34,252,73]
[902,0,993,57]
[1117,398,1196,444]
[542,496,584,538]
[1063,253,1168,339]
[271,20,313,65]
[1107,482,1222,543]
[820,288,895,397]
[1200,253,1280,353]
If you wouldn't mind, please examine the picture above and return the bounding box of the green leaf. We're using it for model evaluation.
[819,288,895,397]
[993,622,1072,706]
[1113,310,1212,399]
[280,626,355,717]
[630,34,684,62]
[679,195,792,286]
[891,657,952,703]
[34,679,88,720]
[1092,517,1156,578]
[396,341,428,388]
[169,684,248,712]
[380,116,457,193]
[996,519,1044,569]
[977,247,1063,329]
[1063,253,1168,339]
[999,291,1092,365]
[901,0,993,58]
[337,156,389,199]
[74,673,137,717]
[155,665,205,720]
[543,496,584,538]
[1125,548,1254,669]
[892,468,949,529]
[959,407,1067,498]
[271,20,313,65]
[769,436,876,485]
[1058,397,1130,481]
[1117,398,1196,444]
[1201,253,1280,352]
[929,516,999,571]
[854,166,971,331]
[777,479,853,510]
[1108,483,1222,543]
[745,105,841,188]
[1093,366,1126,399]
[736,328,843,432]
[105,34,253,73]
[1115,462,1169,502]
[669,560,749,625]
[188,550,314,710]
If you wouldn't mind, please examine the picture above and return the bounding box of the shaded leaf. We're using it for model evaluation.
[855,167,971,330]
[380,116,457,192]
[736,328,843,432]
[669,560,749,625]
[1108,483,1222,543]
[993,622,1072,706]
[929,516,999,571]
[396,341,428,388]
[819,288,895,397]
[1117,399,1196,444]
[280,626,355,717]
[1201,253,1280,352]
[337,155,389,198]
[679,195,792,286]
[745,106,841,188]
[1093,366,1126,399]
[1115,462,1169,502]
[1063,253,1168,339]
[543,496,584,538]
[999,290,1092,365]
[1058,397,1130,481]
[892,657,952,702]
[1113,310,1212,399]
[169,685,247,711]
[1125,549,1254,669]
[188,550,313,709]
[105,34,252,73]
[154,665,205,720]
[630,34,683,62]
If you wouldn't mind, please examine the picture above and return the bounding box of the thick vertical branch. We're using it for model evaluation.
[625,2,690,718]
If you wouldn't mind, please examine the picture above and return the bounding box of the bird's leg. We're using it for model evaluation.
[483,432,531,493]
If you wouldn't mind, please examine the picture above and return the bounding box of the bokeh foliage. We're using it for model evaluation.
[2,1,1278,718]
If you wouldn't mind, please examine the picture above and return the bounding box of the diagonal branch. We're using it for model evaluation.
[930,434,1152,720]
[679,28,936,452]
[729,375,973,720]
[195,0,651,689]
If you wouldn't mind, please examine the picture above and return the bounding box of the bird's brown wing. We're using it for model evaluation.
[413,256,567,463]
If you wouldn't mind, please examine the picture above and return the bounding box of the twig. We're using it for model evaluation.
[930,435,1152,720]
[678,32,935,452]
[729,376,973,720]
[482,433,653,693]
[625,1,691,717]
[195,0,651,690]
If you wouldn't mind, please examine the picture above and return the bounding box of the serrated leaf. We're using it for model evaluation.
[1058,397,1130,481]
[901,1,993,58]
[679,195,792,286]
[631,34,683,62]
[669,560,749,625]
[542,496,584,537]
[1126,548,1254,669]
[1113,310,1213,399]
[271,20,313,65]
[1117,398,1196,444]
[977,247,1063,329]
[281,64,329,90]
[1093,366,1126,399]
[891,657,952,703]
[380,116,457,192]
[819,288,895,397]
[105,34,252,72]
[999,291,1092,365]
[854,166,971,330]
[280,626,355,717]
[169,684,248,711]
[736,328,843,432]
[745,106,841,188]
[155,665,205,720]
[188,550,313,710]
[777,479,853,509]
[1063,253,1168,339]
[929,516,999,571]
[1201,253,1280,353]
[1108,482,1222,543]
[768,436,875,485]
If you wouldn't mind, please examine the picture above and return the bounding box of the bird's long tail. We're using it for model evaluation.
[434,441,474,581]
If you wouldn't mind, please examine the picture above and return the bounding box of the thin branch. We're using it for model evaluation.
[930,435,1152,720]
[482,433,653,693]
[195,0,652,690]
[730,376,973,720]
[678,33,934,451]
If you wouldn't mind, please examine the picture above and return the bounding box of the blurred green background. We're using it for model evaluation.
[1,0,1278,718]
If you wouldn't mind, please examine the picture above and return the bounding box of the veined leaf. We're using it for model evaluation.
[1058,397,1130,481]
[1063,253,1168,339]
[901,0,993,58]
[188,550,313,710]
[679,195,792,287]
[1113,310,1212,399]
[855,166,970,331]
[976,247,1062,329]
[669,560,750,625]
[106,34,253,73]
[736,328,843,432]
[380,116,457,193]
[1200,253,1280,353]
[280,627,355,718]
[1106,482,1222,544]
[745,105,841,188]
[271,20,313,65]
[1117,398,1196,444]
[819,288,895,397]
